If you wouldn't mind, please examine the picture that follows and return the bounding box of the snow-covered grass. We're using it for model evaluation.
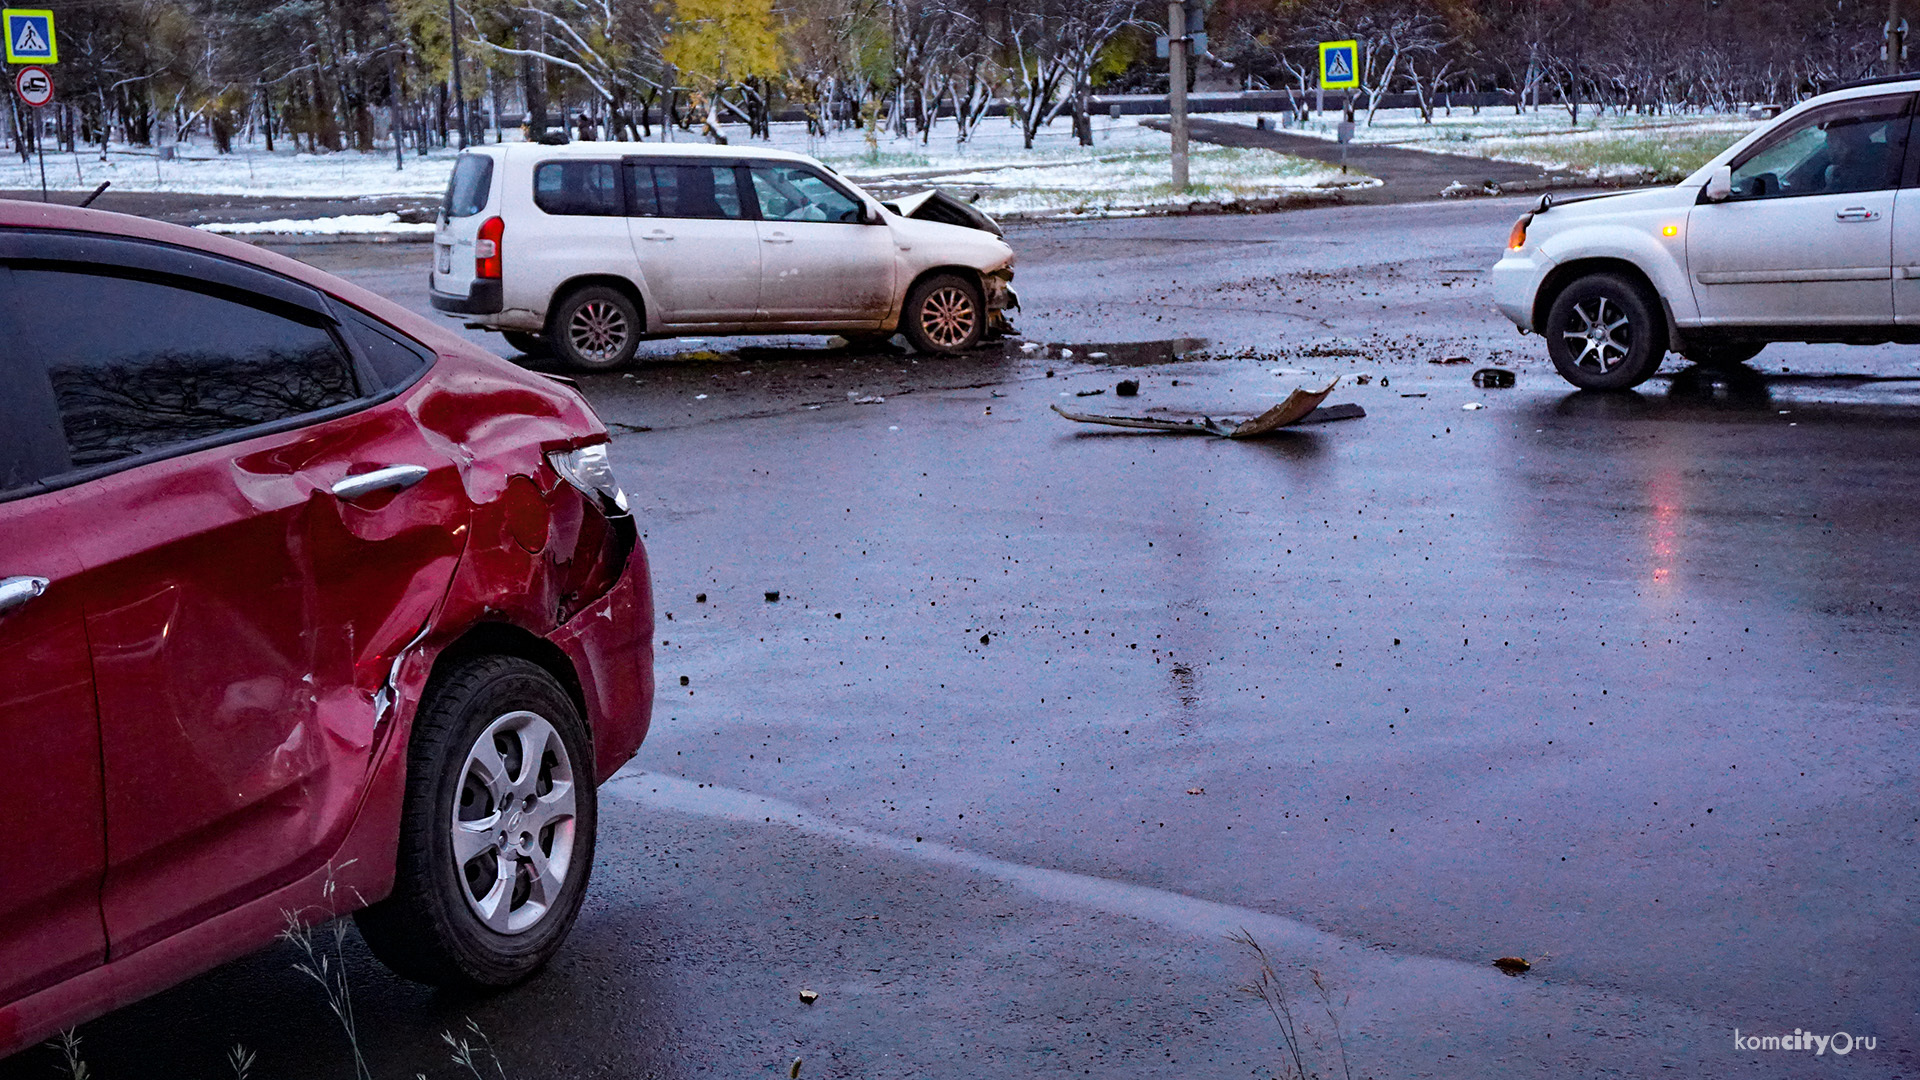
[199,212,434,236]
[0,113,1362,222]
[782,117,1370,214]
[1212,106,1763,181]
[0,144,463,197]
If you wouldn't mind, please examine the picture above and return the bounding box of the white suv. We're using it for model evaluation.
[1493,76,1920,389]
[429,142,1018,369]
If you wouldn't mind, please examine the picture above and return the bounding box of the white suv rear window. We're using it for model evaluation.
[443,154,493,218]
[534,161,622,216]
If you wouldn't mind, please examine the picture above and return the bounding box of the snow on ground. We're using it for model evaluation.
[0,113,1364,225]
[784,117,1372,214]
[0,145,461,198]
[199,213,434,236]
[1210,106,1764,181]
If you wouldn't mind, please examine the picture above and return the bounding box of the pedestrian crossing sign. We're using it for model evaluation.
[4,10,56,65]
[1319,39,1358,89]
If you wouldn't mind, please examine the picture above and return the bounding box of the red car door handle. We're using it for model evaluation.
[0,575,48,618]
[331,465,430,502]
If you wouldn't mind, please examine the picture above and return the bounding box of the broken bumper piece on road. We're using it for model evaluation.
[1050,378,1363,437]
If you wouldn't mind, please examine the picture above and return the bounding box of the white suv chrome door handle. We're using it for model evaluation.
[1836,207,1879,221]
[642,229,674,241]
[331,465,429,502]
[763,232,793,244]
[0,575,48,618]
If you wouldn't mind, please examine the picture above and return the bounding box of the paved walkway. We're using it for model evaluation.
[1150,116,1567,203]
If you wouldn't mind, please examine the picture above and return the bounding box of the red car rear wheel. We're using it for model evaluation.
[356,655,598,989]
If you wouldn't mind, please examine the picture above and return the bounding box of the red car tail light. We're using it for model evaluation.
[475,216,504,279]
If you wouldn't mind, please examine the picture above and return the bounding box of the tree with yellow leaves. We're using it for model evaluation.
[662,0,785,143]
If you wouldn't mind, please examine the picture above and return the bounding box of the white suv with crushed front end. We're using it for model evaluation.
[430,142,1018,368]
[1493,76,1920,389]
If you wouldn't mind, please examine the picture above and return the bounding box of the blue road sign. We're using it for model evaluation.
[4,10,56,64]
[1319,40,1358,89]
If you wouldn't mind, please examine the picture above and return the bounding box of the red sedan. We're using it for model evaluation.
[0,199,654,1056]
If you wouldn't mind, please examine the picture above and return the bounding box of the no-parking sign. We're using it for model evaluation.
[13,63,50,108]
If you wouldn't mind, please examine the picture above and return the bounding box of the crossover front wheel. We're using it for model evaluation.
[1544,273,1668,391]
[902,273,985,355]
[356,656,597,989]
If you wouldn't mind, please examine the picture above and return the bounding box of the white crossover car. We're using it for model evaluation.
[1493,75,1920,389]
[430,142,1018,369]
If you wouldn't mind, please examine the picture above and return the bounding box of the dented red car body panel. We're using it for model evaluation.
[0,200,653,1057]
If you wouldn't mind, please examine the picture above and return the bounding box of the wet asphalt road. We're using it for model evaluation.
[7,199,1919,1079]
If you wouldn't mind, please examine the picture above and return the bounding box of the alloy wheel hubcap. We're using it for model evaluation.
[1563,297,1633,373]
[567,300,629,363]
[451,710,577,935]
[921,287,978,348]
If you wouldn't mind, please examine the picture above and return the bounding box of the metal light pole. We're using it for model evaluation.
[450,0,470,148]
[1168,0,1188,191]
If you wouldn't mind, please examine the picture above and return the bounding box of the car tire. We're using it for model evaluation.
[1682,341,1766,369]
[1544,273,1668,391]
[550,286,642,371]
[355,655,597,990]
[501,330,550,357]
[901,273,985,355]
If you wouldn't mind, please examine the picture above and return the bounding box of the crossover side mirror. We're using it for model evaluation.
[1703,164,1733,203]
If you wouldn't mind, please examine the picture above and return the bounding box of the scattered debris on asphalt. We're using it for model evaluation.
[765,591,781,602]
[980,633,991,645]
[1353,374,1373,385]
[1075,388,1106,397]
[1051,379,1363,437]
[679,676,690,686]
[1116,380,1140,397]
[1493,956,1531,976]
[695,593,707,603]
[849,393,886,404]
[790,1058,804,1078]
[1472,367,1516,388]
[1431,355,1472,365]
[799,989,819,1004]
[1400,392,1428,398]
[1462,402,1486,411]
[1186,787,1206,795]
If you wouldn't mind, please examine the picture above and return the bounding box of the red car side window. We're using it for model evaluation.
[11,268,359,470]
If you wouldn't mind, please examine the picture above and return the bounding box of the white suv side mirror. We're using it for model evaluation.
[1703,165,1733,202]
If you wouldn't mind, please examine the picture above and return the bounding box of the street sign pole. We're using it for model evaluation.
[14,65,52,201]
[1168,0,1187,192]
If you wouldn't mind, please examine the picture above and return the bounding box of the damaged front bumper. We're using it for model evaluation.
[985,269,1019,334]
